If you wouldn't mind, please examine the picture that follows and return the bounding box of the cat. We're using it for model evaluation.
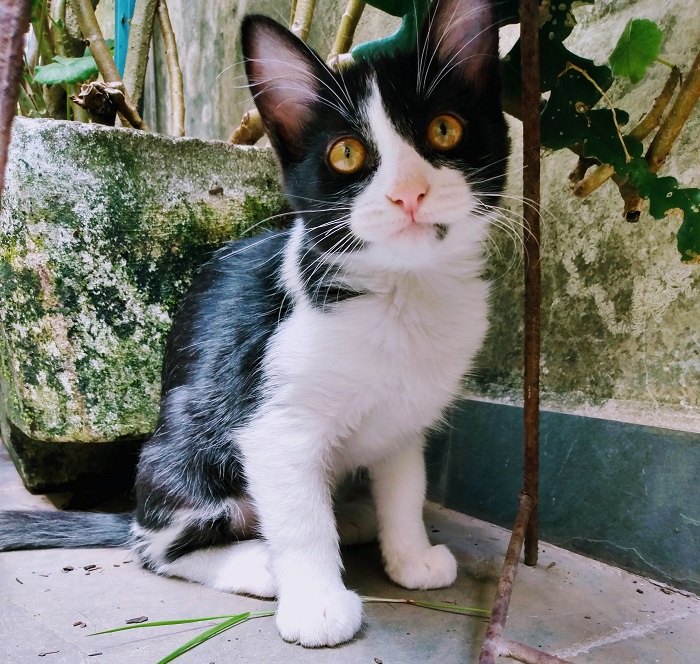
[0,0,509,647]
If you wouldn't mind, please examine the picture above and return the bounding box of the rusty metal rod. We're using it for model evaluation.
[0,0,32,201]
[478,493,532,664]
[520,0,541,570]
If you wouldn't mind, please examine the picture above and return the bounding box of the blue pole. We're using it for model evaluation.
[114,0,137,76]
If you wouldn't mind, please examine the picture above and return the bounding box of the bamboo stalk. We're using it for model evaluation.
[328,0,366,61]
[156,0,184,136]
[123,0,159,109]
[290,0,316,41]
[71,0,148,129]
[0,0,33,200]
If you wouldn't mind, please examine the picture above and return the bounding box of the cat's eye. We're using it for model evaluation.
[327,137,366,174]
[427,114,464,151]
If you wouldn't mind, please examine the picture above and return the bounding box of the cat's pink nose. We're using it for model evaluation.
[387,179,429,218]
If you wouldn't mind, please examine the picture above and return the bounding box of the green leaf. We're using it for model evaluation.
[156,614,251,664]
[609,19,663,84]
[34,54,99,85]
[678,206,700,262]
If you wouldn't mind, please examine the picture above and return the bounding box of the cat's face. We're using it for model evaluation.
[242,0,509,272]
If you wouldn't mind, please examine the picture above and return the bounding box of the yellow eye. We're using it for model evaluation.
[328,137,366,174]
[427,114,464,151]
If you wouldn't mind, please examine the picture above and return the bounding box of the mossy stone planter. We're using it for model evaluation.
[0,118,286,492]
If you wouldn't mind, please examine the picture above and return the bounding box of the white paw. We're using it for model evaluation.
[385,544,457,590]
[336,501,378,546]
[276,589,363,647]
[212,540,276,599]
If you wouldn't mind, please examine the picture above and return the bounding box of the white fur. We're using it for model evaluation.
[148,83,492,647]
[233,83,489,645]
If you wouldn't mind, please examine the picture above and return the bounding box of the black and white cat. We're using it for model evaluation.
[0,0,509,647]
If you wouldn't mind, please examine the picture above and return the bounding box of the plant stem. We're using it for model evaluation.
[0,0,33,198]
[229,108,264,144]
[123,0,158,109]
[573,65,681,198]
[290,0,316,41]
[156,0,184,136]
[655,56,675,70]
[71,0,148,129]
[629,66,682,142]
[328,0,366,61]
[647,48,700,173]
[563,62,631,164]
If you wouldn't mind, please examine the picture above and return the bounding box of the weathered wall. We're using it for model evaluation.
[467,0,699,433]
[144,0,399,140]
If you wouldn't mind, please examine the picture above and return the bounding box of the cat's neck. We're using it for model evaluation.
[282,219,486,306]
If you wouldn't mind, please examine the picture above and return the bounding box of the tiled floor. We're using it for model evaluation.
[1,443,698,664]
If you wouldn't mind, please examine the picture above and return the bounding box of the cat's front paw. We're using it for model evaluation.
[276,589,363,647]
[385,544,457,590]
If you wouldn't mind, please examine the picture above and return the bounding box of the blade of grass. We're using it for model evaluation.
[361,596,490,616]
[155,614,251,664]
[89,613,261,636]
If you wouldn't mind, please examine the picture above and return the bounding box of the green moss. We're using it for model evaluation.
[0,119,286,444]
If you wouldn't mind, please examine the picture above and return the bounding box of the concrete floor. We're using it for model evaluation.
[1,444,699,664]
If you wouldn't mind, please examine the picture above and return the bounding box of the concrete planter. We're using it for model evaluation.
[0,118,285,492]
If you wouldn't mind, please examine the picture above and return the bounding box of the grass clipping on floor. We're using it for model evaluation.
[89,596,490,663]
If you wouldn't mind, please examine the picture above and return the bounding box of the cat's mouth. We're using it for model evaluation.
[393,221,449,242]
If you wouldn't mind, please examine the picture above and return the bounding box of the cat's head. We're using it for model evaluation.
[242,0,509,272]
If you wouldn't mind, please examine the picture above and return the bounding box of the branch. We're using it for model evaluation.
[328,0,366,61]
[290,0,316,42]
[572,65,681,198]
[613,173,643,223]
[156,0,184,137]
[629,65,681,141]
[71,0,149,130]
[646,49,700,173]
[0,0,33,201]
[229,109,264,145]
[563,62,632,163]
[123,0,158,110]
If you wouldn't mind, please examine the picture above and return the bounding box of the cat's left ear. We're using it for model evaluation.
[422,0,499,90]
[242,15,327,160]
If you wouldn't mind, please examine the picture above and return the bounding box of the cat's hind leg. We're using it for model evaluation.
[131,499,276,598]
[334,476,378,546]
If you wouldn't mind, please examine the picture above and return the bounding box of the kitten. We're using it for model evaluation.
[0,0,509,647]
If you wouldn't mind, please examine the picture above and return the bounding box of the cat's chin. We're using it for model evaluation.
[363,235,450,271]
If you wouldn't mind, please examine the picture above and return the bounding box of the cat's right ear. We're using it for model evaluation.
[241,15,325,160]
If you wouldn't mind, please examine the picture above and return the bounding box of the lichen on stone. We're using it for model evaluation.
[0,118,287,444]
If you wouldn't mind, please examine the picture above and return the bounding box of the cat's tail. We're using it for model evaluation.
[0,510,133,551]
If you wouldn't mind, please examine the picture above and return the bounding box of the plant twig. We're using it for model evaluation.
[613,173,643,222]
[328,0,366,61]
[290,0,316,41]
[229,108,264,144]
[123,0,158,110]
[0,0,33,201]
[647,49,700,173]
[630,65,681,142]
[572,65,682,198]
[563,62,631,164]
[71,0,148,130]
[156,0,184,136]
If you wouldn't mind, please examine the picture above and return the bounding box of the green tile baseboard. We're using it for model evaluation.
[427,398,700,594]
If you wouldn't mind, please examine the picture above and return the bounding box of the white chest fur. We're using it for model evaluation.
[262,223,489,471]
